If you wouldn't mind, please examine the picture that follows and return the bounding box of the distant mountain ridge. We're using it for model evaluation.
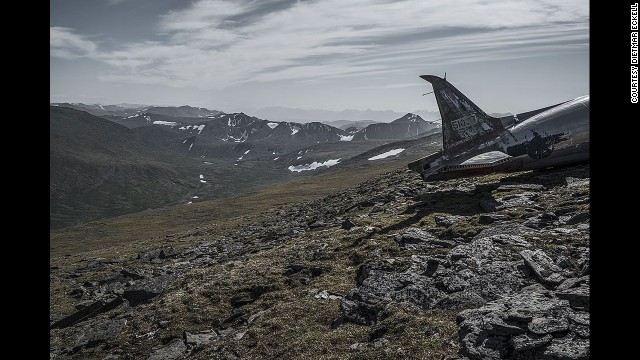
[253,106,441,123]
[50,104,443,229]
[351,113,438,141]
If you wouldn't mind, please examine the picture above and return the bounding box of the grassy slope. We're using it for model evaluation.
[50,144,437,258]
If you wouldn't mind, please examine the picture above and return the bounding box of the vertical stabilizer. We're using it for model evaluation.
[420,75,503,153]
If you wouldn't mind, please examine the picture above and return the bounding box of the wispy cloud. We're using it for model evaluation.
[51,0,588,88]
[106,0,129,6]
[50,27,98,59]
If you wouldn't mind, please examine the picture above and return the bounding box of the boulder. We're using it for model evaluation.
[519,249,565,286]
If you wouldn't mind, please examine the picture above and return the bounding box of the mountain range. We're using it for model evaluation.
[50,104,440,229]
[253,106,441,123]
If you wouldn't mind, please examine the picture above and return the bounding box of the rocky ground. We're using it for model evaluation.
[50,163,589,359]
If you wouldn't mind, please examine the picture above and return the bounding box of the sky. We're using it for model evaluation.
[50,0,589,116]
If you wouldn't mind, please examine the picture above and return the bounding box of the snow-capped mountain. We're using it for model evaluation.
[351,113,439,141]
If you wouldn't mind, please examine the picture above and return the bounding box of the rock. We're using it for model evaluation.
[314,290,342,300]
[540,212,558,221]
[50,296,124,329]
[120,268,145,280]
[456,291,588,359]
[493,192,539,210]
[556,286,589,310]
[436,291,486,310]
[556,276,589,291]
[159,247,180,259]
[286,264,329,277]
[496,183,545,192]
[511,333,552,352]
[435,215,468,227]
[565,177,589,188]
[183,330,216,348]
[309,220,326,229]
[478,214,511,224]
[330,316,344,329]
[485,234,530,248]
[340,291,388,325]
[147,339,188,360]
[528,317,569,334]
[369,204,384,214]
[543,335,589,359]
[341,219,357,230]
[395,228,454,248]
[368,325,388,342]
[520,249,565,286]
[74,318,126,349]
[138,249,162,262]
[566,212,590,225]
[122,274,177,306]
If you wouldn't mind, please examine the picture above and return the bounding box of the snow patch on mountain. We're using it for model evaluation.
[153,121,178,127]
[288,159,341,172]
[368,148,405,160]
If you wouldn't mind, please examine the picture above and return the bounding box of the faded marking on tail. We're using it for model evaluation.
[421,75,503,153]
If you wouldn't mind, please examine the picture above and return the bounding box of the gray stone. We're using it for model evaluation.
[485,234,530,248]
[436,291,486,310]
[183,330,216,348]
[456,291,586,359]
[543,335,589,359]
[565,177,589,188]
[147,339,187,360]
[567,312,589,326]
[566,212,589,225]
[556,276,589,291]
[435,215,468,227]
[511,333,552,352]
[528,317,569,334]
[395,227,437,244]
[138,249,162,262]
[479,214,511,224]
[122,274,177,306]
[520,249,565,286]
[556,286,589,310]
[341,219,357,230]
[159,247,180,259]
[74,318,126,349]
[497,183,545,191]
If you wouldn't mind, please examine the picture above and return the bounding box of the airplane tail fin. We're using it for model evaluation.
[421,75,503,153]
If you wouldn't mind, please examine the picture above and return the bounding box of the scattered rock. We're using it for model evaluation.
[566,212,590,225]
[565,177,589,188]
[435,215,468,227]
[122,274,177,306]
[395,228,454,248]
[341,219,357,230]
[147,339,188,360]
[496,183,545,192]
[184,330,216,348]
[457,291,589,359]
[556,286,589,310]
[520,249,565,286]
[478,214,511,224]
[74,318,126,349]
[511,333,552,352]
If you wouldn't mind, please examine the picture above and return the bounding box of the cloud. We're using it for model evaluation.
[51,0,588,88]
[106,0,129,5]
[50,27,98,59]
